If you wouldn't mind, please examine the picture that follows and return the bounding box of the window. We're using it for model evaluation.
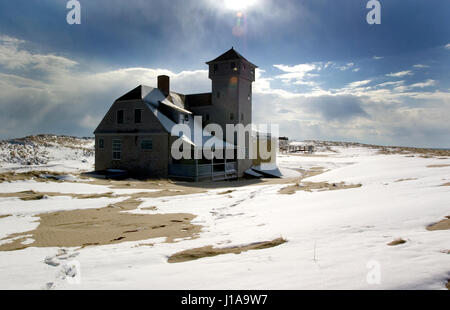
[184,114,189,122]
[134,109,142,124]
[241,113,244,121]
[112,140,121,160]
[98,138,104,149]
[231,62,236,70]
[117,110,124,124]
[141,139,153,150]
[217,91,220,99]
[230,112,234,121]
[206,113,210,121]
[213,64,218,72]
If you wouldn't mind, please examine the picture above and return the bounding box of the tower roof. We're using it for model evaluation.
[206,47,258,68]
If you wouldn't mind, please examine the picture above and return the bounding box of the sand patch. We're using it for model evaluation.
[0,190,116,201]
[217,190,235,195]
[141,206,158,211]
[168,238,286,263]
[295,166,327,178]
[395,178,418,182]
[0,198,201,251]
[441,183,450,187]
[387,238,406,246]
[426,216,450,231]
[0,215,11,219]
[427,164,450,168]
[279,182,361,195]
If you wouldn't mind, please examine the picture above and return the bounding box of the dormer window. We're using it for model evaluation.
[134,109,142,124]
[117,110,124,124]
[231,62,237,71]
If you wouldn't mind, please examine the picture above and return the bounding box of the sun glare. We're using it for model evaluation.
[224,0,258,11]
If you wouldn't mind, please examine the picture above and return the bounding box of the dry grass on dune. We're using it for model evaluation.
[168,238,287,263]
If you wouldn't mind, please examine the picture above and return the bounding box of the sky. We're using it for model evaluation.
[0,0,449,148]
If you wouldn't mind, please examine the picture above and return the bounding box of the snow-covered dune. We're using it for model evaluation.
[0,135,94,173]
[0,139,448,290]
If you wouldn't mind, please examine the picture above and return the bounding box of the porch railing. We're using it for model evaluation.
[169,162,237,181]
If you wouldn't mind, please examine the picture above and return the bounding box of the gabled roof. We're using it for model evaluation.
[206,47,258,68]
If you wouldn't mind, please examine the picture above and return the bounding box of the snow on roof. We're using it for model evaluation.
[146,103,234,149]
[140,85,192,115]
[289,141,311,146]
[145,103,178,133]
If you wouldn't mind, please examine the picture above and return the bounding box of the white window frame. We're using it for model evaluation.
[112,139,121,160]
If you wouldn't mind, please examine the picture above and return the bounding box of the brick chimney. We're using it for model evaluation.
[157,75,170,96]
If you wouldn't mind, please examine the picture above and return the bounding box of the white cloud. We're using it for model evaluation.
[347,80,371,88]
[413,64,429,69]
[409,79,436,88]
[373,56,383,60]
[338,63,354,71]
[386,70,413,78]
[376,81,404,88]
[273,63,319,87]
[0,35,77,72]
[445,43,450,50]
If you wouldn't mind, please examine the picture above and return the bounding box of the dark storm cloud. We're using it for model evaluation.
[307,95,369,121]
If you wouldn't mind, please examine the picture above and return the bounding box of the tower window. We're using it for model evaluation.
[98,138,104,149]
[117,110,124,124]
[241,113,244,121]
[217,91,220,99]
[134,109,142,124]
[141,139,153,150]
[213,64,218,72]
[230,113,234,121]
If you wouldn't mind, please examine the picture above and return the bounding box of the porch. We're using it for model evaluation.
[168,161,238,181]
